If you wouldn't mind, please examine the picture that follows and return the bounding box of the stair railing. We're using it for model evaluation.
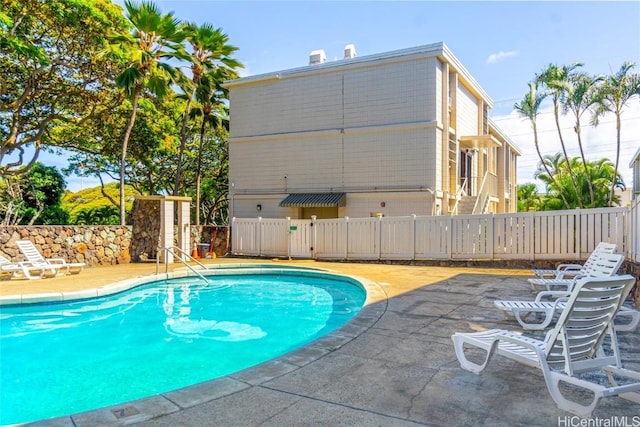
[451,177,468,215]
[156,246,210,283]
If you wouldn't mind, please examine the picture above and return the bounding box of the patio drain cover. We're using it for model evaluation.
[111,406,140,419]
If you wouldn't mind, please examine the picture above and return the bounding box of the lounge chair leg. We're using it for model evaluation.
[452,334,499,375]
[513,310,553,330]
[546,371,603,418]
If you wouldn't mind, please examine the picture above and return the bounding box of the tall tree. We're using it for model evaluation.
[191,68,237,224]
[592,62,640,205]
[173,22,242,197]
[514,83,570,209]
[0,163,68,225]
[559,72,603,207]
[110,0,185,224]
[536,63,584,207]
[0,0,127,177]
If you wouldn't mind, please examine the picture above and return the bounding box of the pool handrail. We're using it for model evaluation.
[156,246,210,283]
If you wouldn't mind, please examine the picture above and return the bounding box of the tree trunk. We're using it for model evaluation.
[195,115,208,225]
[609,114,622,206]
[574,120,595,207]
[534,122,570,209]
[553,99,582,208]
[174,89,195,196]
[120,87,141,225]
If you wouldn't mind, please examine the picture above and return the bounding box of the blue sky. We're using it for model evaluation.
[46,1,640,192]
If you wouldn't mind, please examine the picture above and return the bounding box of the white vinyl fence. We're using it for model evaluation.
[232,204,638,262]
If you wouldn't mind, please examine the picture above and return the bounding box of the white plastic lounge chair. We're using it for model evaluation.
[0,254,20,279]
[15,240,85,276]
[530,242,617,279]
[0,253,47,280]
[528,252,624,292]
[494,294,640,332]
[452,275,640,418]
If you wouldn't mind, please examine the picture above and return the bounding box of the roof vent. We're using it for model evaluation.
[309,49,327,65]
[344,44,357,59]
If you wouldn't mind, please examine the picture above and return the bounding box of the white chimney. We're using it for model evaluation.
[309,49,327,65]
[344,44,357,60]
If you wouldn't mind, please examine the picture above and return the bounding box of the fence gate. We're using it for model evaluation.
[288,219,313,258]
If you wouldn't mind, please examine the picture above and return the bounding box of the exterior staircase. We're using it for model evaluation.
[457,196,477,215]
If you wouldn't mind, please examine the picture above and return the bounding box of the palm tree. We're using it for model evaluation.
[190,68,237,225]
[537,155,624,209]
[592,61,640,205]
[514,83,570,209]
[517,183,541,212]
[173,22,242,197]
[559,72,603,207]
[536,63,584,207]
[111,0,185,224]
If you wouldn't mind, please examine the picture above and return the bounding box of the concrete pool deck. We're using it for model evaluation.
[2,258,639,426]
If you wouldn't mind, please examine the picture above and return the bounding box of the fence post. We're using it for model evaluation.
[575,208,581,260]
[344,216,349,260]
[257,216,262,257]
[447,215,453,260]
[411,214,417,261]
[311,215,317,260]
[488,213,495,260]
[527,211,535,261]
[376,215,382,261]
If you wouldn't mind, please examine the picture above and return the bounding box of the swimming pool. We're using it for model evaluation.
[0,267,367,425]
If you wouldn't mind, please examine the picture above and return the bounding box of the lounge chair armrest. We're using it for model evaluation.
[535,291,571,302]
[556,264,582,271]
[17,261,38,268]
[556,271,584,280]
[45,258,67,265]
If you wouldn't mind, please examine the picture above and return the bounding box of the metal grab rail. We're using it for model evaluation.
[156,246,210,283]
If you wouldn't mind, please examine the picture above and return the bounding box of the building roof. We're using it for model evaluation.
[224,42,493,107]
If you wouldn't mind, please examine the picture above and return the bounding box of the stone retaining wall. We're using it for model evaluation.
[0,225,232,266]
[0,226,132,266]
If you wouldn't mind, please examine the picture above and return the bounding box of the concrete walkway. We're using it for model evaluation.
[5,259,639,426]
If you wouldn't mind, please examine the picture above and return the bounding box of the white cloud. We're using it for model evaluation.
[486,50,519,64]
[492,102,640,191]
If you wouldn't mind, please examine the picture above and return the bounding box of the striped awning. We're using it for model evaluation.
[279,193,346,208]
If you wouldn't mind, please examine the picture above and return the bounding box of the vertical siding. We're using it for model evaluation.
[343,59,437,127]
[230,59,443,198]
[343,192,432,218]
[456,84,479,137]
[229,75,343,136]
[342,128,434,188]
[229,135,344,192]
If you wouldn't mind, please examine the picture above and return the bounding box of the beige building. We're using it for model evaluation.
[226,42,521,219]
[631,147,640,200]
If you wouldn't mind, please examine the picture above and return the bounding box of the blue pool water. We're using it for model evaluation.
[0,271,366,425]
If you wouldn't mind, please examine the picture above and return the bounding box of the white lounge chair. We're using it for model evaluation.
[494,294,640,332]
[15,240,85,276]
[452,275,640,418]
[0,253,48,280]
[530,242,617,279]
[528,252,624,292]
